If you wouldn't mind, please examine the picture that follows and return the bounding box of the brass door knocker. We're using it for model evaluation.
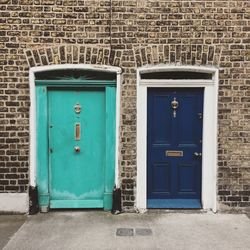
[171,97,179,118]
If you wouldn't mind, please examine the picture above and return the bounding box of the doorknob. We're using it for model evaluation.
[194,152,202,157]
[74,146,80,153]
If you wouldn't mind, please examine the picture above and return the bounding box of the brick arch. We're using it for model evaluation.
[25,45,123,68]
[133,44,222,67]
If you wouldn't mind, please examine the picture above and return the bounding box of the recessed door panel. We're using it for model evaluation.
[177,163,197,193]
[152,163,171,194]
[176,96,197,145]
[151,94,172,145]
[147,88,203,208]
[48,88,105,207]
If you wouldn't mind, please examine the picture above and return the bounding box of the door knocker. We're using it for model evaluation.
[171,97,179,118]
[74,103,81,114]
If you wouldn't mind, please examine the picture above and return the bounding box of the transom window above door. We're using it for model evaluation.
[35,69,116,81]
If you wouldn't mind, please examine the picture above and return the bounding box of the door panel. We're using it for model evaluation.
[48,88,105,208]
[152,94,172,145]
[147,88,203,208]
[152,163,171,194]
[176,95,200,145]
[177,163,197,193]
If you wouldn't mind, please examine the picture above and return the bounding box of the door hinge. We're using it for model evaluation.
[198,113,203,119]
[49,148,53,153]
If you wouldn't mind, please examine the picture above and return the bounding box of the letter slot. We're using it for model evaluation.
[75,123,81,141]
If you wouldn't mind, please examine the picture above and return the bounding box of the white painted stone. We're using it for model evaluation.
[0,193,28,213]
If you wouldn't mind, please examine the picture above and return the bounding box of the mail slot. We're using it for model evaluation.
[75,123,81,141]
[166,150,183,157]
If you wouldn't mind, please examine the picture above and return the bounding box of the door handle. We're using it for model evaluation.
[194,152,202,157]
[74,146,80,153]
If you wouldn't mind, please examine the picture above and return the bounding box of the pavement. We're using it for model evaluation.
[1,211,250,250]
[0,215,26,250]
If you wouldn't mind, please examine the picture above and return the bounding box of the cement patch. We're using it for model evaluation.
[135,228,152,236]
[116,228,134,236]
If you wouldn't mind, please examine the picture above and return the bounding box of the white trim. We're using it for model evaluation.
[140,80,214,86]
[115,72,121,187]
[136,65,218,212]
[29,64,121,188]
[0,193,28,213]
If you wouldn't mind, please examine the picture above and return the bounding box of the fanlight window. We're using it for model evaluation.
[35,69,116,81]
[141,71,213,80]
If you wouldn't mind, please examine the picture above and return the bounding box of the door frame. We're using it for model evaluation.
[29,64,122,210]
[136,65,219,212]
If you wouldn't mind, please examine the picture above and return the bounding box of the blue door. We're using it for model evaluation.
[147,88,204,208]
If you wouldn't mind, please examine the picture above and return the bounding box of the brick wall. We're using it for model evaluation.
[0,0,249,211]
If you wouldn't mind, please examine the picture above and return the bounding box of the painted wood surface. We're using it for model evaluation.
[36,86,49,207]
[36,80,116,210]
[49,88,105,208]
[147,88,204,208]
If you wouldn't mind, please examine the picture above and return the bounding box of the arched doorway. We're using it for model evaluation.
[29,64,121,212]
[136,65,218,212]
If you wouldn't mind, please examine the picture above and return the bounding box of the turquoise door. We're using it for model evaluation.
[48,88,106,208]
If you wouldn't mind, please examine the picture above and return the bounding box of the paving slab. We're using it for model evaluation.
[0,215,26,250]
[2,211,250,250]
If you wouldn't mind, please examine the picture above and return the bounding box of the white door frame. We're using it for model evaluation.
[136,65,219,212]
[29,64,122,188]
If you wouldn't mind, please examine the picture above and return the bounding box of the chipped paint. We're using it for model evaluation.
[51,188,104,200]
